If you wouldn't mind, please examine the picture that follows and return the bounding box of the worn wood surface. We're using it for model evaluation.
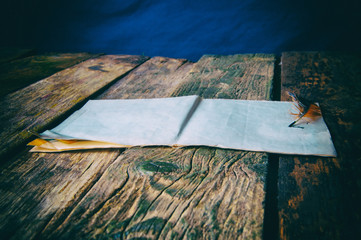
[0,55,149,160]
[0,54,275,239]
[99,56,193,99]
[0,52,100,96]
[171,54,274,100]
[279,52,361,239]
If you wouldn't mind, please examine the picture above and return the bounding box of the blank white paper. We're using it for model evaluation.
[39,96,337,156]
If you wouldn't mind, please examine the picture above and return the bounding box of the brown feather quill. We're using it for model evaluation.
[288,92,322,127]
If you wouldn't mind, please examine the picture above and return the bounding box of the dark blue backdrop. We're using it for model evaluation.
[2,0,361,61]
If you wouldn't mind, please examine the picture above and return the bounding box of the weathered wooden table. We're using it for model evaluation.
[0,50,360,239]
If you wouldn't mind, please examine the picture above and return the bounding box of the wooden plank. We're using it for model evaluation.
[0,47,36,64]
[279,52,361,239]
[0,57,194,240]
[0,55,149,161]
[171,54,274,100]
[99,56,193,99]
[0,149,123,240]
[0,54,276,239]
[0,52,100,96]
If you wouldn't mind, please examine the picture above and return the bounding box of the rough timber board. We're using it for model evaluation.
[99,56,194,99]
[0,54,275,239]
[171,54,274,100]
[279,52,361,239]
[0,52,100,96]
[0,56,196,240]
[0,149,123,240]
[0,55,149,160]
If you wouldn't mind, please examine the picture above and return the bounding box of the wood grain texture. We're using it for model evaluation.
[171,54,275,100]
[279,52,361,240]
[99,56,194,99]
[0,149,123,239]
[0,54,275,239]
[0,52,100,96]
[39,148,267,240]
[0,55,149,160]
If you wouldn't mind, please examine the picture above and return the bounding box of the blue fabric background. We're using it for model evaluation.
[2,0,361,61]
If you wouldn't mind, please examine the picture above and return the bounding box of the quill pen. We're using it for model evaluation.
[288,92,322,127]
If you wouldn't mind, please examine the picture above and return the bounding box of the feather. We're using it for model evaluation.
[287,91,322,127]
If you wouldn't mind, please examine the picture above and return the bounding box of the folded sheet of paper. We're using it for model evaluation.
[28,95,337,157]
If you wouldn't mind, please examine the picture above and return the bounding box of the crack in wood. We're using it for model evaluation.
[239,163,250,179]
[105,174,144,239]
[225,151,249,173]
[156,150,215,238]
[74,156,131,231]
[120,149,197,239]
[35,150,124,239]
